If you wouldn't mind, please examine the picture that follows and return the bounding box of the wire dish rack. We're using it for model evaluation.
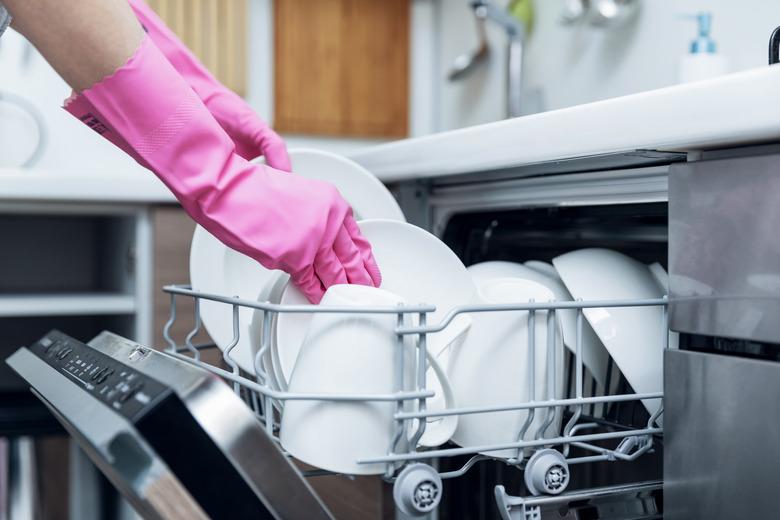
[160,284,667,519]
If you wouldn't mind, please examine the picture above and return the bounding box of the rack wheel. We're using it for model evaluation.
[393,463,442,516]
[524,449,569,496]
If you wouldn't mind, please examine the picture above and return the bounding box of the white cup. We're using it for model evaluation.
[448,277,564,460]
[279,284,463,475]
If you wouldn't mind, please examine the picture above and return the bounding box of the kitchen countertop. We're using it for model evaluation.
[350,65,780,182]
[0,167,175,204]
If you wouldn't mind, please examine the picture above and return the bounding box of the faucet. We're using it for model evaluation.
[448,1,526,118]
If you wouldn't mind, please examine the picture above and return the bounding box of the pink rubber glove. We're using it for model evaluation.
[64,36,380,303]
[127,0,291,171]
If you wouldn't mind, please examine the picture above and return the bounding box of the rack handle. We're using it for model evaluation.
[769,26,780,65]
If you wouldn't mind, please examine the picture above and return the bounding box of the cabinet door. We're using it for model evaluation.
[145,0,247,96]
[274,0,409,138]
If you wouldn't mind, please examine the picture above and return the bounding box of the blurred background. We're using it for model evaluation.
[3,0,780,171]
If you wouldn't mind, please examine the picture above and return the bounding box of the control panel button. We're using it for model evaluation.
[134,392,151,405]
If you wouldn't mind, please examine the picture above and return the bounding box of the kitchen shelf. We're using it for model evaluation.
[0,293,136,318]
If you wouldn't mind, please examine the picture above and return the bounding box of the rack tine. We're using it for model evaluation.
[162,292,178,352]
[563,305,585,457]
[408,312,429,450]
[514,305,536,462]
[183,296,202,361]
[222,303,242,395]
[536,307,557,440]
[253,311,273,386]
[439,455,490,479]
[386,310,407,479]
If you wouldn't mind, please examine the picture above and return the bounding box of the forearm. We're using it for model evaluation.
[4,0,144,92]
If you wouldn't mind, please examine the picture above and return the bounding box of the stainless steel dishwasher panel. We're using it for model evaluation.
[669,154,780,343]
[664,349,780,519]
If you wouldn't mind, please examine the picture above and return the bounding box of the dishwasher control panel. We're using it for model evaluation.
[27,330,170,422]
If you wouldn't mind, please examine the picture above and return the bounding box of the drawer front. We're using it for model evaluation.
[664,349,780,519]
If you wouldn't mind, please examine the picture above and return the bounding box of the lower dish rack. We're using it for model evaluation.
[160,284,667,519]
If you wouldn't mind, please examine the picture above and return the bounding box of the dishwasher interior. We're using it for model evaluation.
[434,200,668,519]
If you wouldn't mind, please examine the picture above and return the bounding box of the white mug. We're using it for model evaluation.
[279,284,464,475]
[448,277,564,460]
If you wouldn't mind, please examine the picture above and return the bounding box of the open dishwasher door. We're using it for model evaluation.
[6,330,334,520]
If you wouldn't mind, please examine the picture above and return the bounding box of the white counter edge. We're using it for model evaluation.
[350,66,780,182]
[0,168,176,204]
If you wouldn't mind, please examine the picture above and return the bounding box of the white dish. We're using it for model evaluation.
[553,249,665,422]
[449,277,564,459]
[280,284,458,474]
[189,226,275,374]
[523,260,559,279]
[255,148,405,222]
[190,148,405,374]
[275,219,477,387]
[467,261,610,388]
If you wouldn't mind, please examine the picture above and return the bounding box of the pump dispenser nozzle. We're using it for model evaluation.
[678,11,728,83]
[690,12,716,54]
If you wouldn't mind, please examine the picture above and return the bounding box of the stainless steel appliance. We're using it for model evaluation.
[664,151,780,520]
[6,329,333,520]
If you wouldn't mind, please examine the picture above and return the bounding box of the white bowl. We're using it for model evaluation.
[467,261,610,389]
[523,260,559,279]
[448,277,564,459]
[552,249,665,422]
[280,284,458,474]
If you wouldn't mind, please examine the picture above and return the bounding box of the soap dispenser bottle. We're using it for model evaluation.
[678,12,728,83]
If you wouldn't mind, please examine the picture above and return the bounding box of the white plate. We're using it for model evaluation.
[275,219,477,387]
[189,226,275,374]
[449,277,564,459]
[552,249,665,422]
[190,148,405,374]
[523,260,559,279]
[467,261,610,388]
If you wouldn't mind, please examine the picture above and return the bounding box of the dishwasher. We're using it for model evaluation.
[6,148,780,519]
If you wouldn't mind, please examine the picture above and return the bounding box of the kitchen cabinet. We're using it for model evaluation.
[145,0,248,96]
[0,201,154,520]
[274,0,410,138]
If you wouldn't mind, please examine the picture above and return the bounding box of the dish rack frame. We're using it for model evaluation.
[160,284,667,519]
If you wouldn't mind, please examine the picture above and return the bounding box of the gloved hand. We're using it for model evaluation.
[127,0,291,171]
[64,35,380,303]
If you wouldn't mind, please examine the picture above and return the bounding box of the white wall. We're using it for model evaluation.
[0,30,146,174]
[439,0,780,131]
[525,0,780,111]
[436,0,512,130]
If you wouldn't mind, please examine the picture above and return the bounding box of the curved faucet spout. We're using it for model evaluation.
[461,0,526,118]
